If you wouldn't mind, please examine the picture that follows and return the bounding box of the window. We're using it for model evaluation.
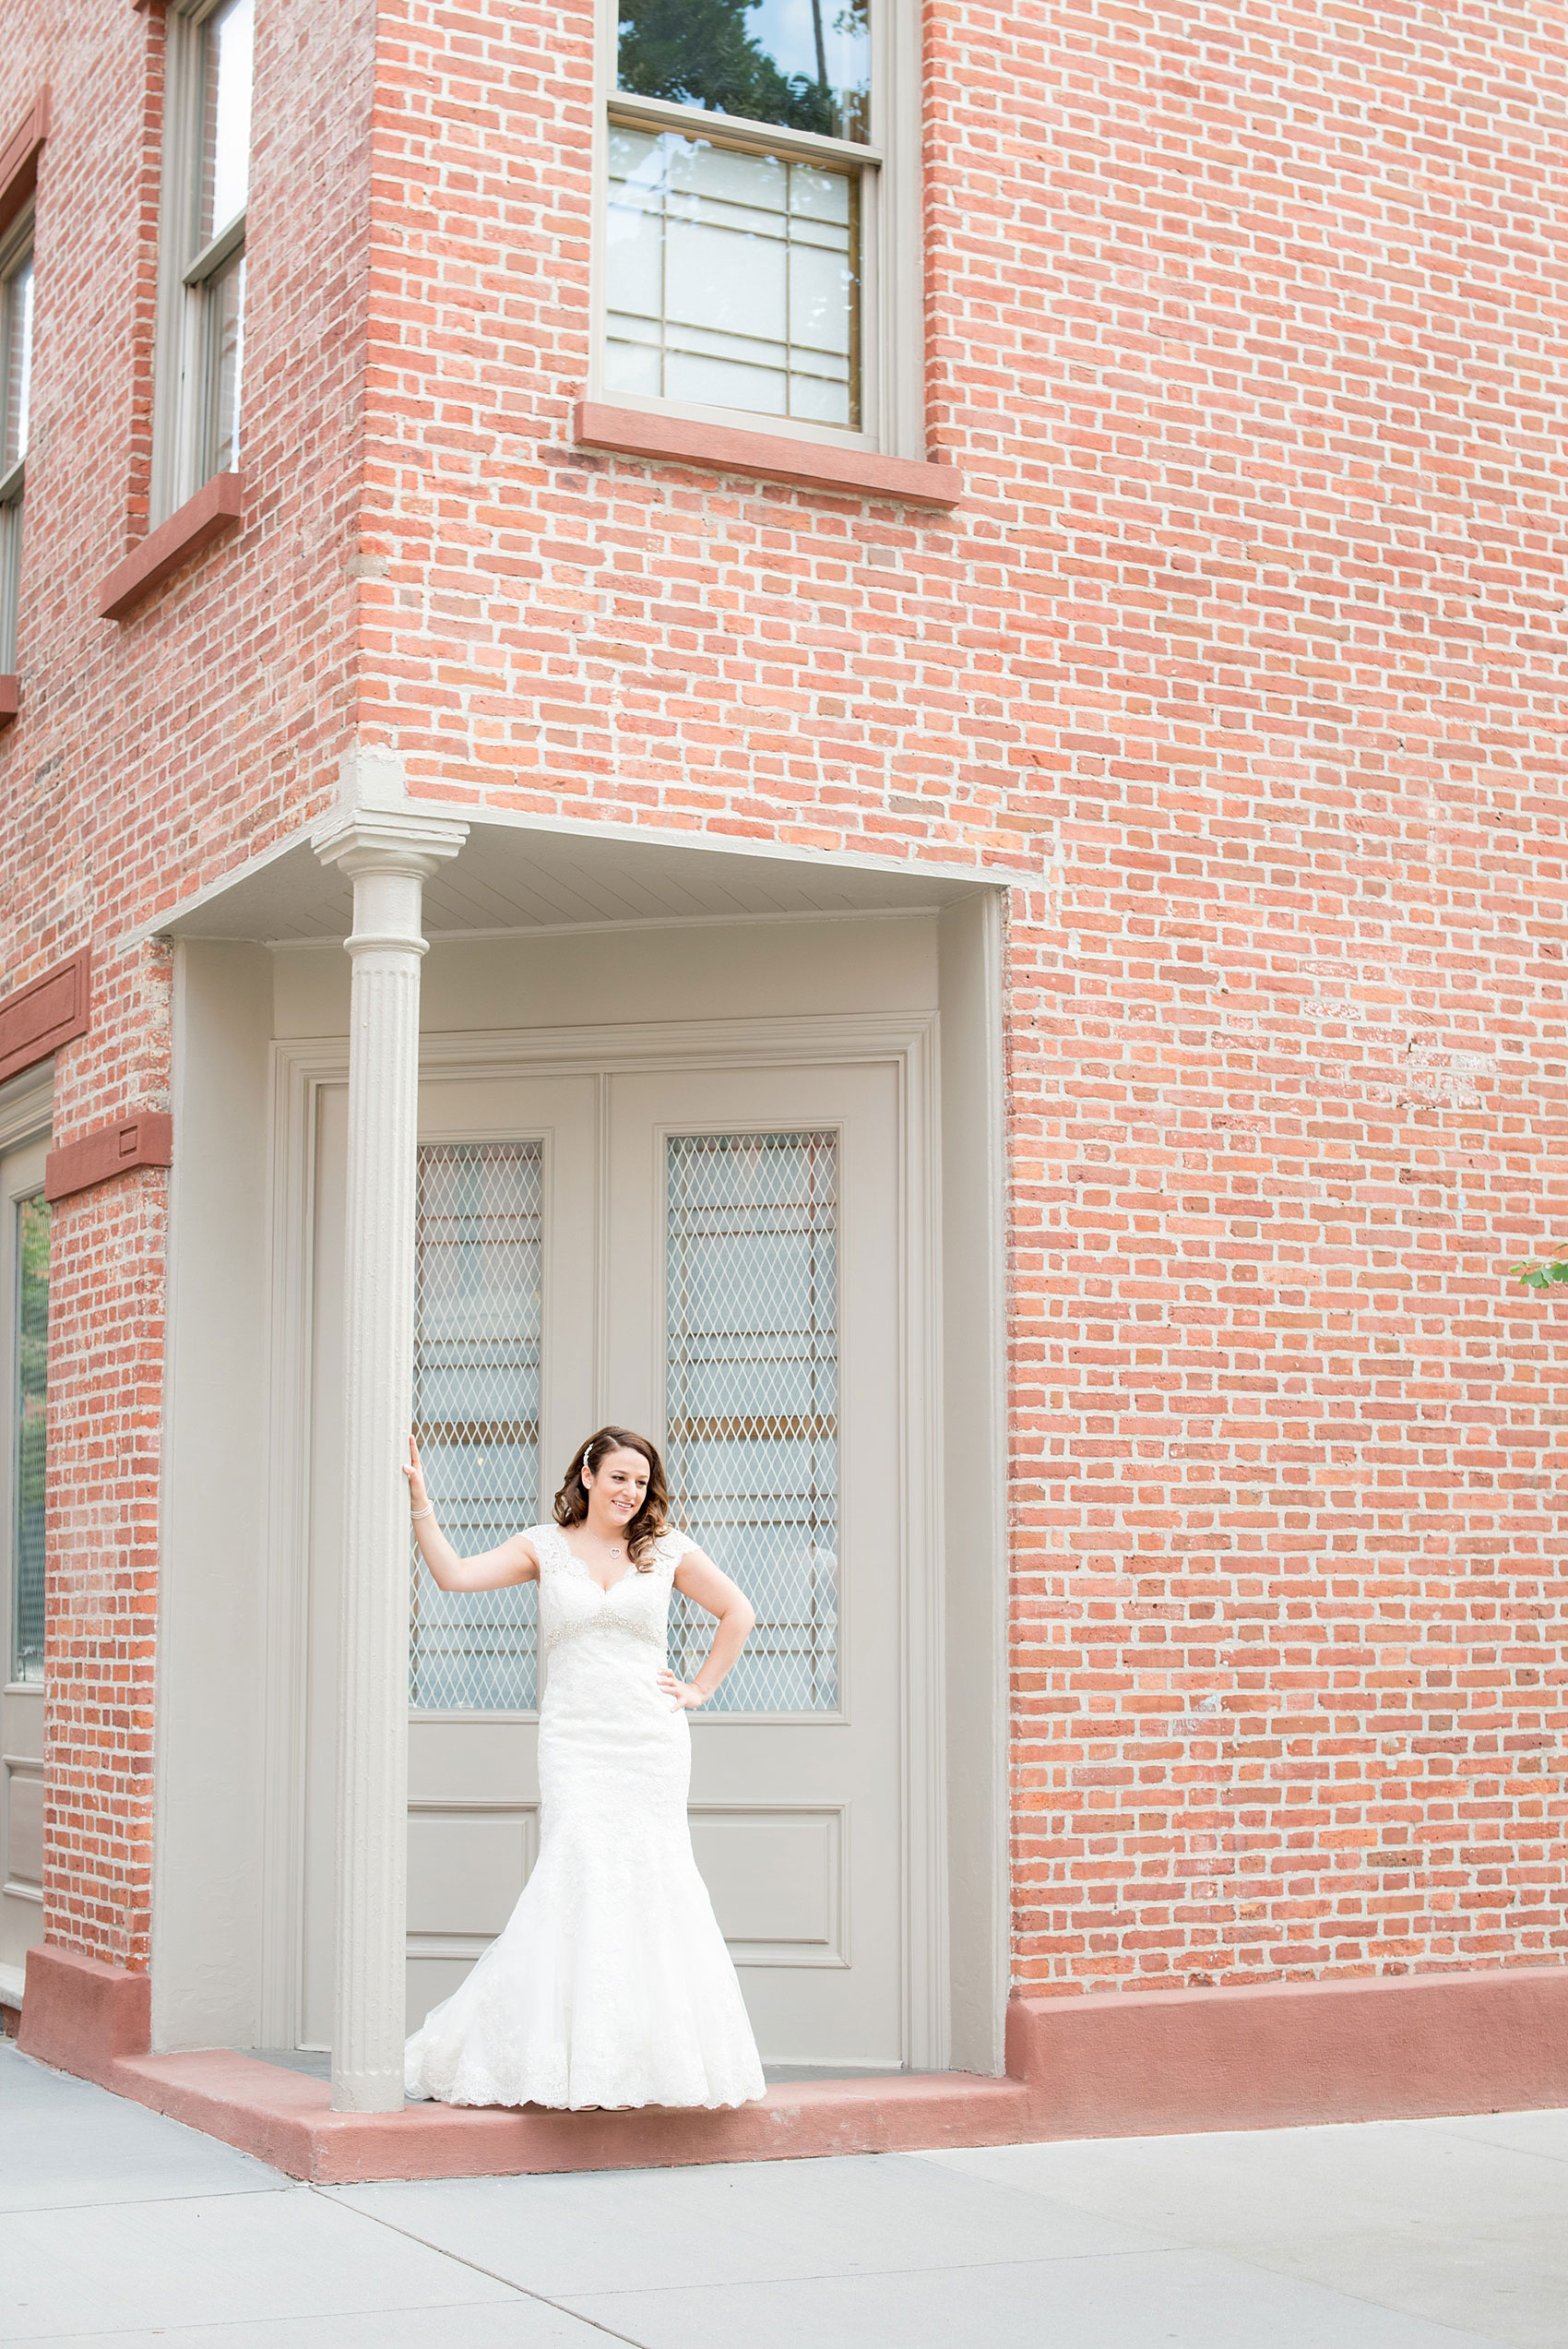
[9,1192,48,1687]
[156,0,254,517]
[0,219,33,672]
[601,0,918,449]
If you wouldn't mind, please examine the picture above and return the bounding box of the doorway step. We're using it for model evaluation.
[17,1946,1039,2182]
[107,2047,1039,2183]
[22,1944,1568,2178]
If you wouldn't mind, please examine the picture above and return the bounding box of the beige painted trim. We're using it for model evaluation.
[255,1026,321,2047]
[609,89,884,171]
[0,1068,51,1155]
[938,893,1009,2073]
[898,1010,948,2065]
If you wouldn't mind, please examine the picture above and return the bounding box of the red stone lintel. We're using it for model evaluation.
[0,88,50,243]
[0,674,17,727]
[98,473,243,622]
[573,400,962,509]
[45,1111,172,1203]
[0,947,90,1087]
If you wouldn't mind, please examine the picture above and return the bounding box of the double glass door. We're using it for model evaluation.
[304,1055,908,2069]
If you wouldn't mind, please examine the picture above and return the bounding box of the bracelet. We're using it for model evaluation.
[410,1504,434,1523]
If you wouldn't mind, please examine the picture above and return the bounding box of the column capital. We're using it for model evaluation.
[312,805,469,887]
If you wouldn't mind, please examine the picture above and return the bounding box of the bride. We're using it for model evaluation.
[400,1424,767,2111]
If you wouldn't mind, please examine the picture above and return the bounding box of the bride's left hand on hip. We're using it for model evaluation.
[658,1670,708,1711]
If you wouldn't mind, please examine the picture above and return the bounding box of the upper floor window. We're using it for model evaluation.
[0,217,33,671]
[155,0,254,518]
[601,0,918,452]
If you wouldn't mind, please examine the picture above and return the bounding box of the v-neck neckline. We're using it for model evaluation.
[560,1535,636,1598]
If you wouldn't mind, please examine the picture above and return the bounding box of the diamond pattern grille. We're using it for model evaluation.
[664,1131,839,1711]
[409,1141,542,1711]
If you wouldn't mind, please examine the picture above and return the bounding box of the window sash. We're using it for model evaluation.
[601,100,879,447]
[0,500,21,675]
[0,229,32,670]
[605,121,866,432]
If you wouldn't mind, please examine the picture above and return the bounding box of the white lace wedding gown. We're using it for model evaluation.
[404,1522,766,2110]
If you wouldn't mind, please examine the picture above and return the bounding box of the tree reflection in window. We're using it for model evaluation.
[618,0,871,145]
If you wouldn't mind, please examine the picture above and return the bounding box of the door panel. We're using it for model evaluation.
[405,1075,596,2026]
[606,1063,904,2067]
[0,1137,48,1996]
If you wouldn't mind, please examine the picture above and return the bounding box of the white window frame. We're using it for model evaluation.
[0,209,34,673]
[591,0,923,459]
[151,0,252,523]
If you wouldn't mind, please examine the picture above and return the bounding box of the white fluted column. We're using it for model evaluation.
[314,808,467,2112]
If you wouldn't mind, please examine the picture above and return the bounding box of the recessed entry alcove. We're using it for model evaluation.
[143,810,1010,2081]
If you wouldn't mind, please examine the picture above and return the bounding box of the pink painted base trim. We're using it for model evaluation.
[19,1944,1568,2184]
[1009,1965,1568,2140]
[18,1946,151,2084]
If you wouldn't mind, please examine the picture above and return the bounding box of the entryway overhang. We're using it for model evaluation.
[125,793,1016,2153]
[133,800,1029,948]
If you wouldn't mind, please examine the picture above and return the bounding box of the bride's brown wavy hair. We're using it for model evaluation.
[552,1425,670,1568]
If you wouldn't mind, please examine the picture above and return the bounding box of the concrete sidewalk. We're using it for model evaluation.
[2,2039,1563,2348]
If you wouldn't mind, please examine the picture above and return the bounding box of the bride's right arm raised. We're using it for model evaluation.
[402,1433,541,1590]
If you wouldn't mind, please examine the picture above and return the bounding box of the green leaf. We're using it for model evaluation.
[1514,1252,1568,1290]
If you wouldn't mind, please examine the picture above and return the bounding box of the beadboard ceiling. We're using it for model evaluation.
[146,808,1019,946]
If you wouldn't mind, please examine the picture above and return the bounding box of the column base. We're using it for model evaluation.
[331,2063,406,2115]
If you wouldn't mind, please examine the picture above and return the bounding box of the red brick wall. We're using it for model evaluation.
[361,0,1568,1994]
[3,0,1564,1998]
[0,0,375,1967]
[991,3,1568,1990]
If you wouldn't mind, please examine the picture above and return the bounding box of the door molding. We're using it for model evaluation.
[261,1011,949,2068]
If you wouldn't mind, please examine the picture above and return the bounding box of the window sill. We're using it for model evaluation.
[0,674,16,728]
[572,402,961,509]
[98,472,243,623]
